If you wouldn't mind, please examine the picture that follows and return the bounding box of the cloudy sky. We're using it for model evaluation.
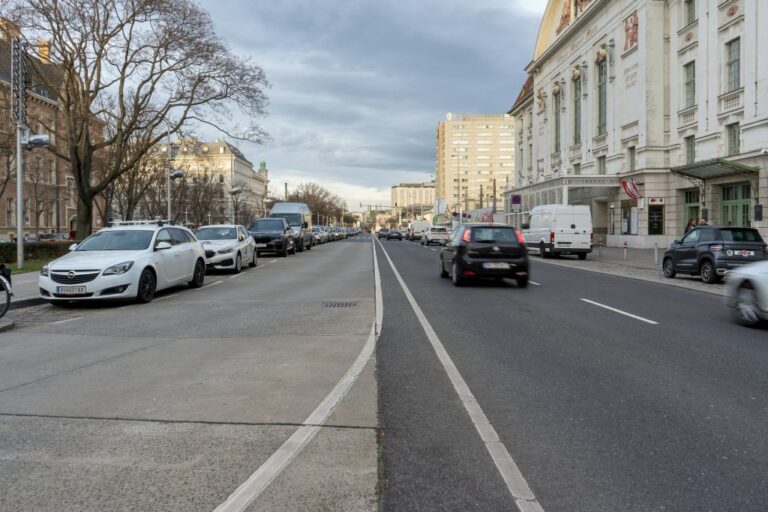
[198,0,549,211]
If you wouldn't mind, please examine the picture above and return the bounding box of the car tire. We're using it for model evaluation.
[577,253,587,260]
[451,261,465,287]
[540,242,549,258]
[663,258,676,278]
[733,282,764,327]
[188,259,205,288]
[249,251,257,267]
[440,259,449,278]
[281,242,288,257]
[700,260,720,284]
[516,276,529,288]
[136,268,156,303]
[307,239,312,251]
[234,253,242,274]
[297,240,304,253]
[291,241,297,255]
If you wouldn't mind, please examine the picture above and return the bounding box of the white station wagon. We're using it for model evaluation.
[39,221,206,304]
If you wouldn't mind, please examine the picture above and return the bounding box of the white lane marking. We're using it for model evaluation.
[269,259,278,264]
[580,298,658,325]
[430,248,437,252]
[154,294,179,301]
[46,315,83,325]
[228,273,240,279]
[196,280,222,291]
[528,281,542,286]
[214,233,382,512]
[376,238,544,512]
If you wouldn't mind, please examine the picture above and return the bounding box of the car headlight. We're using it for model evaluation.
[103,261,134,275]
[217,246,236,254]
[40,265,49,277]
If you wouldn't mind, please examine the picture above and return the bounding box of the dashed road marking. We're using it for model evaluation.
[196,280,222,291]
[580,298,658,325]
[46,315,83,325]
[528,281,542,286]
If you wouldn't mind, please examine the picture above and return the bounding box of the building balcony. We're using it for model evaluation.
[678,106,697,128]
[550,152,562,167]
[569,143,582,160]
[718,88,744,116]
[592,133,608,150]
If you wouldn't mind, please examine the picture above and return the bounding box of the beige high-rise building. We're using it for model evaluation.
[435,113,516,214]
[391,182,435,212]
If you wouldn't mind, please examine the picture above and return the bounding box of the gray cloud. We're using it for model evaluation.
[197,0,545,208]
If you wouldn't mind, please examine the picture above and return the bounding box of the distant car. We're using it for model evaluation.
[440,223,529,288]
[195,224,256,273]
[724,261,768,327]
[39,233,69,242]
[311,226,326,245]
[248,218,295,257]
[422,227,449,245]
[39,221,206,304]
[377,228,390,239]
[663,226,766,284]
[387,229,403,240]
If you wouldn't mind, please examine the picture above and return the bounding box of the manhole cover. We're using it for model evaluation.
[323,301,358,308]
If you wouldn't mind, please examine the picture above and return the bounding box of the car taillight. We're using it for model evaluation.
[709,244,724,252]
[516,230,525,244]
[462,229,471,242]
[550,231,555,243]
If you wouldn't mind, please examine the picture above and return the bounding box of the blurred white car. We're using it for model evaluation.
[724,260,768,327]
[39,221,206,304]
[195,224,257,273]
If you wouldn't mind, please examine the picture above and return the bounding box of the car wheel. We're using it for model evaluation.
[234,253,242,273]
[733,282,763,327]
[663,258,676,278]
[307,239,312,251]
[516,276,528,288]
[700,260,720,284]
[188,259,205,288]
[577,253,587,260]
[291,241,297,255]
[136,268,156,303]
[297,240,304,253]
[440,258,449,278]
[249,251,257,267]
[281,242,288,257]
[540,242,549,259]
[451,261,465,287]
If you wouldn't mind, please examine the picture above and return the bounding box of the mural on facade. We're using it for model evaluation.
[624,11,639,53]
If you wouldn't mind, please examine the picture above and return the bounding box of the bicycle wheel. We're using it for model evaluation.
[0,279,10,319]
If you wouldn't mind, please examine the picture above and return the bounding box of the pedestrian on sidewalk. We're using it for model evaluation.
[698,218,708,226]
[685,219,696,233]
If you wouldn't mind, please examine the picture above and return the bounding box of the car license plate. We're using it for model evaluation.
[255,243,267,248]
[56,286,86,295]
[483,262,509,269]
[740,250,754,256]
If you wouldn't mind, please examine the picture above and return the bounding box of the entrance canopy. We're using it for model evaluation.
[671,158,758,180]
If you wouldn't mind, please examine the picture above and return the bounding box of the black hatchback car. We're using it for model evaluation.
[440,223,529,287]
[247,218,295,257]
[387,229,403,240]
[663,226,767,283]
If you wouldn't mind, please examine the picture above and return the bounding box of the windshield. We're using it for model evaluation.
[195,227,237,240]
[250,219,285,232]
[471,227,518,243]
[76,230,154,251]
[720,229,763,242]
[270,213,302,226]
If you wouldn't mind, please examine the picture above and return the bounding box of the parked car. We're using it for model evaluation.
[440,223,529,288]
[311,226,327,245]
[663,226,767,284]
[522,204,593,259]
[422,226,449,245]
[724,260,768,327]
[39,233,69,242]
[248,217,295,257]
[269,202,313,252]
[39,221,206,304]
[387,229,403,240]
[377,228,390,239]
[195,224,256,273]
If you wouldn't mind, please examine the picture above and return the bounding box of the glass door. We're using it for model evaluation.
[721,183,751,227]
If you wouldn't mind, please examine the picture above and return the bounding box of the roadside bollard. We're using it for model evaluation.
[654,243,659,265]
[597,238,602,257]
[623,241,628,260]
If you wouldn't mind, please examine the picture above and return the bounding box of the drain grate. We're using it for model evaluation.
[323,301,358,309]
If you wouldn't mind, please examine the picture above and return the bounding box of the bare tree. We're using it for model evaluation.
[4,0,269,238]
[0,90,17,201]
[27,155,51,234]
[182,169,224,226]
[287,182,348,225]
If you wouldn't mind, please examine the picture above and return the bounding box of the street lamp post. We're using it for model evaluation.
[229,187,243,224]
[167,170,184,221]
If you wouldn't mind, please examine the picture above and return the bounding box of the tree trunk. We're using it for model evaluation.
[76,195,93,240]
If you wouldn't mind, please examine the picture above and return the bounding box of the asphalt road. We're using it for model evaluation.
[0,237,378,512]
[375,237,768,512]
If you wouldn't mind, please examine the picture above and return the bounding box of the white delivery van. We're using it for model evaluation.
[408,219,431,241]
[522,205,593,259]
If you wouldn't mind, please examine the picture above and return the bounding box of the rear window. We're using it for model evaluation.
[470,227,518,243]
[720,229,763,243]
[431,228,447,233]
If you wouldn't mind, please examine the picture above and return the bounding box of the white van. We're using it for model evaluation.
[408,219,431,241]
[522,205,593,259]
[269,202,313,252]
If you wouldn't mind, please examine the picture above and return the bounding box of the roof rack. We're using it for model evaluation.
[107,219,176,227]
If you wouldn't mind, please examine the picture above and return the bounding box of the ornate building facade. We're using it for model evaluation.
[506,0,768,247]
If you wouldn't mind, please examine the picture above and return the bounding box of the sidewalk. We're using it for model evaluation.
[537,245,727,297]
[8,271,43,309]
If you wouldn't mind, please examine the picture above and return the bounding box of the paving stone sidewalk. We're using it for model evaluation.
[537,246,727,297]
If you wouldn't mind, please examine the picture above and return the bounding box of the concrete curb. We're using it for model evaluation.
[0,319,15,332]
[10,297,46,310]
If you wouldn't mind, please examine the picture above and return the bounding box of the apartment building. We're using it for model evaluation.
[435,113,516,215]
[391,182,435,213]
[506,0,768,247]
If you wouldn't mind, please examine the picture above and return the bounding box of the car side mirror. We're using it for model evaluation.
[302,222,308,229]
[521,223,530,230]
[238,235,245,241]
[68,243,78,251]
[673,240,681,245]
[155,241,172,251]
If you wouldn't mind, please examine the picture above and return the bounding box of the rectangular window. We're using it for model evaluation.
[683,61,696,108]
[628,147,636,172]
[553,92,561,153]
[597,156,606,175]
[726,38,741,92]
[527,144,533,171]
[573,163,581,175]
[573,79,582,144]
[684,0,696,26]
[727,122,740,156]
[597,59,607,135]
[684,136,696,164]
[648,205,664,235]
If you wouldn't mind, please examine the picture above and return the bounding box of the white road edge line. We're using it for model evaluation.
[376,238,544,512]
[528,281,542,286]
[196,280,222,291]
[580,298,658,325]
[46,315,83,325]
[154,294,179,301]
[213,234,382,512]
[269,259,279,263]
[228,273,240,279]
